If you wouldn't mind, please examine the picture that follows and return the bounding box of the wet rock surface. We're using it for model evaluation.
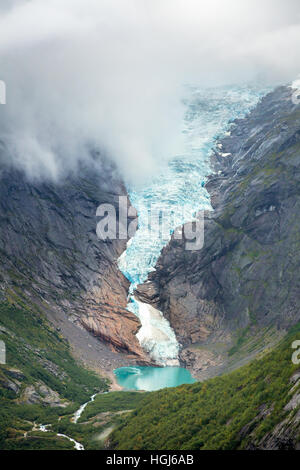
[0,158,150,373]
[135,86,300,377]
[245,378,300,450]
[19,382,70,407]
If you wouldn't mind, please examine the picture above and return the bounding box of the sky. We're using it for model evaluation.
[0,0,299,182]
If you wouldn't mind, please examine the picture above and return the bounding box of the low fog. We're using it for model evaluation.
[0,0,299,182]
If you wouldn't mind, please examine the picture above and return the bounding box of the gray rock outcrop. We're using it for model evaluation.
[135,86,300,377]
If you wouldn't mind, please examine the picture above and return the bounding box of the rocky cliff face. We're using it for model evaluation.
[0,156,149,371]
[135,86,300,378]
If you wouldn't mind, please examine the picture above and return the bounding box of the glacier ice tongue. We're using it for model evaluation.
[118,84,270,366]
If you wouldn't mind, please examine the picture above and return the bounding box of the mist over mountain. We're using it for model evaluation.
[0,0,300,183]
[1,0,300,453]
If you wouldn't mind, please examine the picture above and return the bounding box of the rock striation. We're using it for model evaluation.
[135,86,300,377]
[0,156,149,366]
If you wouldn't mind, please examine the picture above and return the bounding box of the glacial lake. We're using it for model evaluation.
[114,366,196,391]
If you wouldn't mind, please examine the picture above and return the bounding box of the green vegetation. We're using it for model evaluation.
[228,326,251,356]
[0,300,108,450]
[111,324,300,450]
[1,295,300,451]
[3,434,74,450]
[49,392,148,450]
[78,391,148,422]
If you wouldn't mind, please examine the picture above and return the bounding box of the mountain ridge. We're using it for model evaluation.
[0,158,152,377]
[135,85,300,379]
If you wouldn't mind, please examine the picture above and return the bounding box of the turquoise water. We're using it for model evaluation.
[114,366,196,391]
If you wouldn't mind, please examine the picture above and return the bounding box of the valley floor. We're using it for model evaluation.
[1,296,299,450]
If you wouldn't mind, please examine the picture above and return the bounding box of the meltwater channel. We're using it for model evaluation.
[115,84,269,391]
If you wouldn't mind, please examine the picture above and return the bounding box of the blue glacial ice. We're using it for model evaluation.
[118,84,270,365]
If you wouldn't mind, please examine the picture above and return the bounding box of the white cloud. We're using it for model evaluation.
[0,0,299,182]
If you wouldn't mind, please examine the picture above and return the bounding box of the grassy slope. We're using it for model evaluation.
[111,324,300,450]
[52,392,147,450]
[0,299,108,450]
[1,296,300,451]
[78,391,148,422]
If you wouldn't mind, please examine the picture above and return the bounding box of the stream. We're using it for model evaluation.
[72,393,97,424]
[40,84,270,447]
[37,423,84,450]
[38,392,103,450]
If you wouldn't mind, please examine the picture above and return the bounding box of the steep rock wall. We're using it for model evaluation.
[135,86,300,377]
[0,157,149,365]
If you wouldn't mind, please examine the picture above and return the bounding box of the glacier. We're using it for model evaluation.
[118,84,270,366]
